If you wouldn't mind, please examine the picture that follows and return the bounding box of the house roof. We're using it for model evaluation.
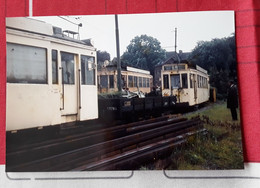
[155,51,191,68]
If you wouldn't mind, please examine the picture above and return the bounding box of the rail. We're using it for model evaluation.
[6,116,206,172]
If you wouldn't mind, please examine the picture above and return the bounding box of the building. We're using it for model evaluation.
[154,51,191,88]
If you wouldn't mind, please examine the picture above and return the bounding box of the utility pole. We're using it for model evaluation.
[115,15,122,92]
[174,27,177,54]
[174,27,181,64]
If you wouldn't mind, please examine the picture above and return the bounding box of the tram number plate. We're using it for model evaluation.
[124,101,131,107]
[107,107,117,111]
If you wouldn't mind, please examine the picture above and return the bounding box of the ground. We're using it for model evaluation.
[141,101,244,170]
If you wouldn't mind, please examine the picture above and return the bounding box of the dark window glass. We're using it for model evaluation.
[128,76,133,87]
[61,52,75,84]
[197,75,205,88]
[143,77,146,87]
[190,74,194,88]
[52,50,58,84]
[197,75,200,88]
[170,74,180,88]
[146,78,150,88]
[122,75,127,88]
[181,74,188,88]
[178,65,185,70]
[164,66,172,70]
[163,75,169,89]
[100,75,108,88]
[134,76,138,87]
[7,43,47,84]
[138,77,143,87]
[81,55,95,85]
[109,75,114,88]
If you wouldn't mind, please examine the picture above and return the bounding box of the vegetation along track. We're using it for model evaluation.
[6,115,206,171]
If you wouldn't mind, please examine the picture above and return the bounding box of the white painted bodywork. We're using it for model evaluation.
[161,64,210,106]
[98,66,153,94]
[6,18,98,131]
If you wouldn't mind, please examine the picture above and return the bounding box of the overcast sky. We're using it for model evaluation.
[34,11,234,58]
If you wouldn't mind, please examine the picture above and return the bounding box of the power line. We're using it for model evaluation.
[58,16,81,26]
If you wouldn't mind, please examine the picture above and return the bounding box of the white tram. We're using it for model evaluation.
[161,62,210,106]
[6,17,98,131]
[98,65,153,94]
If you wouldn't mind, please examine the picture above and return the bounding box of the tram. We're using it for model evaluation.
[6,17,98,131]
[161,62,210,106]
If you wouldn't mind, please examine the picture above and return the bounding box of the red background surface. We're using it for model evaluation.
[1,0,260,164]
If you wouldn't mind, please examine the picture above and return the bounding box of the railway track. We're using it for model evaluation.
[6,115,206,172]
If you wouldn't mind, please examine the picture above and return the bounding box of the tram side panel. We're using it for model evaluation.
[195,72,210,105]
[6,33,62,131]
[6,28,98,131]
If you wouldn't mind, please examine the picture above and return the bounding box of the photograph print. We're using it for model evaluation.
[5,11,244,172]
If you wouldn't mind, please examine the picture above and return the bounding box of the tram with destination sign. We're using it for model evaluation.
[161,62,210,106]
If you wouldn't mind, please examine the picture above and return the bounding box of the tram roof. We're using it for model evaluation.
[6,17,94,47]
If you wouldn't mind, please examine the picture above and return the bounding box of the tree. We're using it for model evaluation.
[189,35,237,97]
[121,35,166,75]
[97,50,111,64]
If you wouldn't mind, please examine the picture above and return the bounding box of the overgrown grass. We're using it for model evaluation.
[139,101,244,170]
[185,101,240,122]
[167,101,244,170]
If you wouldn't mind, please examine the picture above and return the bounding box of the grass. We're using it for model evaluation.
[167,101,244,170]
[139,101,244,170]
[185,101,240,122]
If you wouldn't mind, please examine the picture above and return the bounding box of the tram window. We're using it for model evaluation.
[139,77,143,87]
[81,55,95,85]
[178,65,185,70]
[200,76,202,88]
[170,74,180,88]
[122,75,127,88]
[190,74,194,88]
[146,78,150,88]
[134,76,138,87]
[128,76,133,87]
[197,75,201,88]
[100,75,108,88]
[109,75,114,88]
[203,77,208,88]
[181,74,188,88]
[197,75,199,88]
[164,66,172,70]
[143,77,147,88]
[163,75,169,89]
[52,50,58,84]
[7,43,47,84]
[61,52,75,84]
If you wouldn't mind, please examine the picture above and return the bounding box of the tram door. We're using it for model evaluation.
[79,55,97,121]
[60,52,78,116]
